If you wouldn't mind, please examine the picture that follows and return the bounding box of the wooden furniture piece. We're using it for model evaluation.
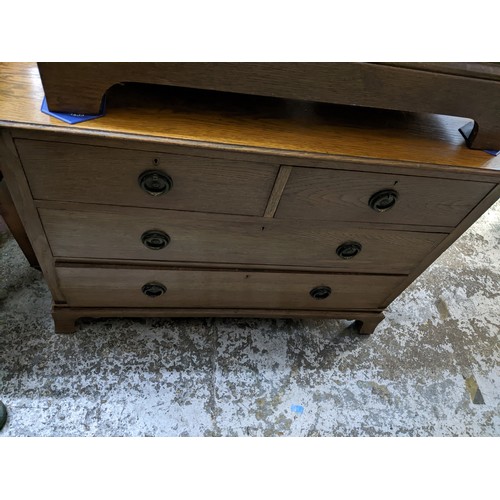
[1,63,499,334]
[37,62,500,150]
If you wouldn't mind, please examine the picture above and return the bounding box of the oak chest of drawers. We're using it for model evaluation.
[1,63,499,334]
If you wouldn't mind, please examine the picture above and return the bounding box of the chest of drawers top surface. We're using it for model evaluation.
[0,62,499,177]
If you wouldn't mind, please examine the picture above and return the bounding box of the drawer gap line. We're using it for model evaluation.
[54,259,409,277]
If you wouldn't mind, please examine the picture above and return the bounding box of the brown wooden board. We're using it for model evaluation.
[275,165,494,227]
[0,131,64,301]
[38,204,447,274]
[16,139,278,217]
[12,129,500,183]
[55,264,405,311]
[36,62,500,150]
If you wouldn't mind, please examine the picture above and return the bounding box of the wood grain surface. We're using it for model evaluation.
[0,130,65,302]
[1,63,499,171]
[376,63,500,82]
[38,204,447,274]
[13,129,500,183]
[35,62,500,150]
[276,165,495,227]
[16,139,278,216]
[55,264,405,310]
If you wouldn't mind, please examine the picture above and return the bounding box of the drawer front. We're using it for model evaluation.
[40,207,447,274]
[275,166,494,227]
[16,139,278,216]
[56,265,405,310]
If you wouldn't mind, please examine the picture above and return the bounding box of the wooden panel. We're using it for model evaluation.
[13,129,500,184]
[55,265,405,310]
[16,139,277,216]
[275,166,494,227]
[35,62,500,149]
[2,64,500,173]
[375,63,500,82]
[39,205,447,274]
[0,130,65,302]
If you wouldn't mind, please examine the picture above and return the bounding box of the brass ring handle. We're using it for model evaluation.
[138,170,173,196]
[310,286,332,300]
[336,241,362,259]
[142,282,167,297]
[141,230,170,250]
[369,189,399,212]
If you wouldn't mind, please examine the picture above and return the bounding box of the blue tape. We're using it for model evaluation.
[290,404,304,414]
[41,96,106,124]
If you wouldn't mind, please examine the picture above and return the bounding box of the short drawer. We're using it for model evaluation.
[56,265,405,310]
[40,205,448,274]
[16,139,278,216]
[275,166,494,227]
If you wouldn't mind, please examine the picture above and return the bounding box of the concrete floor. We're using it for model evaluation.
[0,202,499,436]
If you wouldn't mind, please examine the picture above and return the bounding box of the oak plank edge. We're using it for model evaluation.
[0,130,64,301]
[39,61,500,101]
[8,126,500,183]
[53,305,383,313]
[35,199,455,234]
[374,63,500,82]
[381,183,500,307]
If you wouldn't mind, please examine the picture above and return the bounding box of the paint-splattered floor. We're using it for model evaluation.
[0,202,499,436]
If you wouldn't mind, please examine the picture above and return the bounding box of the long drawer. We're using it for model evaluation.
[55,265,405,310]
[275,165,494,227]
[39,206,448,274]
[16,139,278,216]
